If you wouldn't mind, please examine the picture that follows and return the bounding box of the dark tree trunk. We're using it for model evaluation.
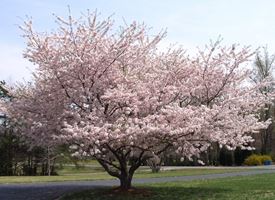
[95,151,140,190]
[95,145,158,190]
[119,173,133,190]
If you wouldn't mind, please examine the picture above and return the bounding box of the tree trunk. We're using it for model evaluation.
[119,172,133,190]
[95,146,147,190]
[47,147,51,176]
[47,158,51,176]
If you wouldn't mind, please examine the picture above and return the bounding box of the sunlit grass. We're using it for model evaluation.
[0,166,253,184]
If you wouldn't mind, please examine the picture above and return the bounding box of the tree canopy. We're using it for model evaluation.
[2,12,274,189]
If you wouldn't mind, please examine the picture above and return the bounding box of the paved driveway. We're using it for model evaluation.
[1,169,275,200]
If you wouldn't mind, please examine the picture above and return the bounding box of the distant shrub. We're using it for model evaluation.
[260,155,272,164]
[243,154,272,166]
[244,154,261,166]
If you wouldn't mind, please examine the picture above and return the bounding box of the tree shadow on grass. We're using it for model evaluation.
[61,186,231,200]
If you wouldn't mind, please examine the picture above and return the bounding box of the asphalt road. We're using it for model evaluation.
[1,169,275,200]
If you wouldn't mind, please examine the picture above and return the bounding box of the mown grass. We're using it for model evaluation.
[61,172,275,200]
[133,168,250,178]
[0,166,251,184]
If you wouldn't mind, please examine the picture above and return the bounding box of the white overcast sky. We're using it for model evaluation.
[1,0,275,83]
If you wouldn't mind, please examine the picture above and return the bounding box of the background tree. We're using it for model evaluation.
[6,81,66,176]
[0,82,60,176]
[251,46,275,154]
[0,82,28,176]
[0,81,14,175]
[5,12,273,190]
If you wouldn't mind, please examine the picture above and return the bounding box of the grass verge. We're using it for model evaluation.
[0,167,251,184]
[61,172,275,200]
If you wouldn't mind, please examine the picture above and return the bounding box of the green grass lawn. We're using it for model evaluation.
[133,168,250,179]
[61,173,275,200]
[0,166,251,184]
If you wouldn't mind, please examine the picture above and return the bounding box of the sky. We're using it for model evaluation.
[1,0,275,83]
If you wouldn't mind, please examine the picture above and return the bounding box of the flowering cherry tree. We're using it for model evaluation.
[7,12,273,189]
